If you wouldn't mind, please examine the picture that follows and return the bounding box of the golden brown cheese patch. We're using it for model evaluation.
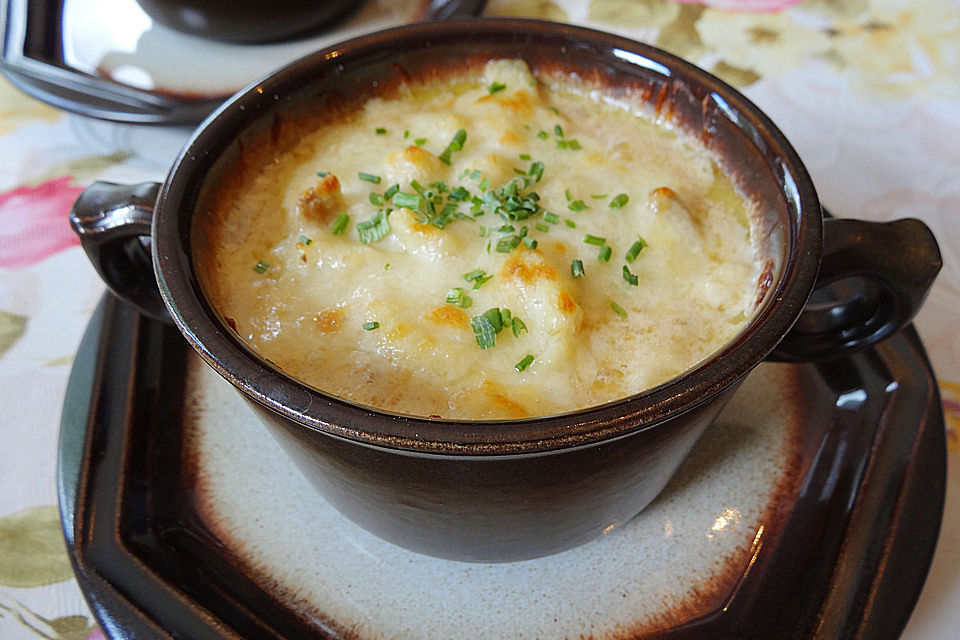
[426,305,468,329]
[296,174,344,222]
[313,308,343,333]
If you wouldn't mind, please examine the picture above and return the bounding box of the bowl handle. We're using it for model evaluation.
[69,181,171,322]
[768,215,942,362]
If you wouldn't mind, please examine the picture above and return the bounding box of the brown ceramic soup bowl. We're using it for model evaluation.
[70,19,941,562]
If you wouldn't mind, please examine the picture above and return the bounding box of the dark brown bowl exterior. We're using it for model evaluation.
[149,19,823,561]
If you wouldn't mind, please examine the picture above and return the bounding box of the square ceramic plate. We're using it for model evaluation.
[58,294,945,639]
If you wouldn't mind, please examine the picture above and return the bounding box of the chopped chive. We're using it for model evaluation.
[253,260,269,274]
[385,263,390,270]
[479,177,490,191]
[537,130,549,140]
[523,237,538,249]
[609,193,629,209]
[375,127,387,135]
[356,210,391,244]
[568,200,587,211]
[528,161,544,182]
[557,139,582,150]
[463,269,493,289]
[496,235,523,253]
[519,153,531,160]
[298,235,312,245]
[331,212,350,234]
[488,81,507,94]
[414,137,427,146]
[316,171,329,177]
[403,129,409,138]
[625,236,648,263]
[482,307,504,333]
[471,315,497,349]
[369,192,384,205]
[535,222,549,232]
[565,219,576,228]
[544,212,559,224]
[513,167,527,176]
[449,186,470,201]
[564,188,573,202]
[571,259,585,278]
[623,265,639,286]
[446,287,464,304]
[383,183,400,200]
[548,106,560,115]
[393,192,423,209]
[410,179,425,194]
[554,124,564,138]
[515,354,535,372]
[584,234,606,246]
[611,301,628,318]
[500,308,512,326]
[438,128,468,165]
[362,321,380,330]
[459,295,473,309]
[511,317,527,337]
[591,194,608,199]
[359,172,381,184]
[599,244,613,262]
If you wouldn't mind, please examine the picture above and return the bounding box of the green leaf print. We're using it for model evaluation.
[0,506,73,587]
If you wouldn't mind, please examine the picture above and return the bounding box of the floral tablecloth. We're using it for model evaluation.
[1,0,957,638]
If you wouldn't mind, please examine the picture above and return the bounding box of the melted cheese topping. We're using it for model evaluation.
[198,60,762,419]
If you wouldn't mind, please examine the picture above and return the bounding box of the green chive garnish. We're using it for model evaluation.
[369,192,384,205]
[523,237,538,249]
[438,128,467,165]
[383,183,400,200]
[253,260,269,274]
[625,237,648,262]
[537,130,549,140]
[362,321,380,330]
[565,219,576,228]
[356,210,390,243]
[544,212,559,224]
[571,259,584,278]
[512,317,527,337]
[463,269,493,289]
[535,222,549,232]
[446,287,464,304]
[548,106,560,115]
[482,307,504,333]
[403,129,410,138]
[414,138,427,146]
[375,127,387,135]
[298,235,312,245]
[359,172,381,184]
[611,301,628,318]
[584,235,606,246]
[591,194,608,200]
[609,193,629,209]
[519,153,531,160]
[569,200,587,211]
[528,161,544,182]
[515,354,535,372]
[500,308,513,326]
[557,139,581,150]
[623,265,639,286]
[471,315,497,349]
[316,171,329,177]
[599,245,612,262]
[488,81,507,94]
[564,188,573,202]
[331,213,350,234]
[393,192,422,209]
[554,124,564,138]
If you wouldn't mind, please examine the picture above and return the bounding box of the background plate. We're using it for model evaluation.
[58,294,945,639]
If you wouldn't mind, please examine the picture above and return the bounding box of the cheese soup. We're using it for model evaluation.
[196,59,764,419]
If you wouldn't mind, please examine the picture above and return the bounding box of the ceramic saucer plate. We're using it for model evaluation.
[58,294,945,640]
[0,0,485,124]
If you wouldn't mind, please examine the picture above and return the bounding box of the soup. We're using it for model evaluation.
[196,59,764,419]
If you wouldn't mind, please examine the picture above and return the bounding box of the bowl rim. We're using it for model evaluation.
[153,17,821,455]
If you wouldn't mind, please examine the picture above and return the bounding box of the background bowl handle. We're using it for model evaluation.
[69,181,171,322]
[768,216,942,362]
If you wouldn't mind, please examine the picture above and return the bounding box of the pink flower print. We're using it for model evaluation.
[670,0,805,12]
[0,176,85,268]
[86,628,107,640]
